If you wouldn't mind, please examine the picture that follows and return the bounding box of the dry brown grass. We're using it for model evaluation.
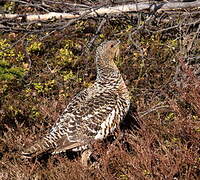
[0,80,199,179]
[0,2,200,179]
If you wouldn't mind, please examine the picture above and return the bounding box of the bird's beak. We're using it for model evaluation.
[114,40,120,47]
[114,40,120,57]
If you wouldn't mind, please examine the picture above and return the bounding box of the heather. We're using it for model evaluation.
[0,1,199,179]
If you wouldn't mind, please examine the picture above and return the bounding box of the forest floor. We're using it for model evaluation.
[0,1,200,179]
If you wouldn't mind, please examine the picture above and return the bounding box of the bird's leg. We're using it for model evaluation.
[81,149,92,166]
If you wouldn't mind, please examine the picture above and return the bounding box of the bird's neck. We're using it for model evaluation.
[96,63,122,86]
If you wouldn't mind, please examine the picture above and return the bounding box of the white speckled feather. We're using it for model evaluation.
[21,40,130,158]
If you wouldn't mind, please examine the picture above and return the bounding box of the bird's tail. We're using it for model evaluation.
[21,133,58,158]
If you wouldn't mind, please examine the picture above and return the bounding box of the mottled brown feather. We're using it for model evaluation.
[21,40,130,158]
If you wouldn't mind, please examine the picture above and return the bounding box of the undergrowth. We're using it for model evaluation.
[0,2,200,179]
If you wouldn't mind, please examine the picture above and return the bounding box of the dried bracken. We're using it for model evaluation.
[0,1,199,179]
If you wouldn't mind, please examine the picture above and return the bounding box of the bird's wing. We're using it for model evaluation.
[21,88,90,158]
[60,87,129,142]
[21,86,129,157]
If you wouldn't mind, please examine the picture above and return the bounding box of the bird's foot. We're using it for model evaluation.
[80,149,92,166]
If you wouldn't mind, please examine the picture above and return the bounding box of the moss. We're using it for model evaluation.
[0,39,15,60]
[59,48,73,64]
[7,104,23,117]
[195,128,200,132]
[0,60,10,67]
[165,112,175,121]
[83,81,92,88]
[26,41,43,53]
[16,51,25,61]
[32,82,43,93]
[143,169,152,176]
[0,62,25,81]
[3,2,16,13]
[62,70,76,81]
[32,80,56,94]
[56,40,81,67]
[0,39,25,82]
[30,107,40,119]
[0,71,15,81]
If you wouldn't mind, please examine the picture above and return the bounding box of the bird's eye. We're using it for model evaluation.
[110,44,114,48]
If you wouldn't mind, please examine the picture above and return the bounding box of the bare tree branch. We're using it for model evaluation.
[1,1,200,22]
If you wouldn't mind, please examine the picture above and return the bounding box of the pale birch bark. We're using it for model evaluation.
[0,1,200,22]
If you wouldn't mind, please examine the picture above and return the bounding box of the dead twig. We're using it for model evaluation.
[1,1,200,22]
[138,103,170,118]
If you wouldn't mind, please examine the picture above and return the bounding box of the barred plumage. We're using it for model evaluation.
[22,40,130,158]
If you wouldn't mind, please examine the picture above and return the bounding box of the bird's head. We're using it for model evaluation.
[96,40,120,69]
